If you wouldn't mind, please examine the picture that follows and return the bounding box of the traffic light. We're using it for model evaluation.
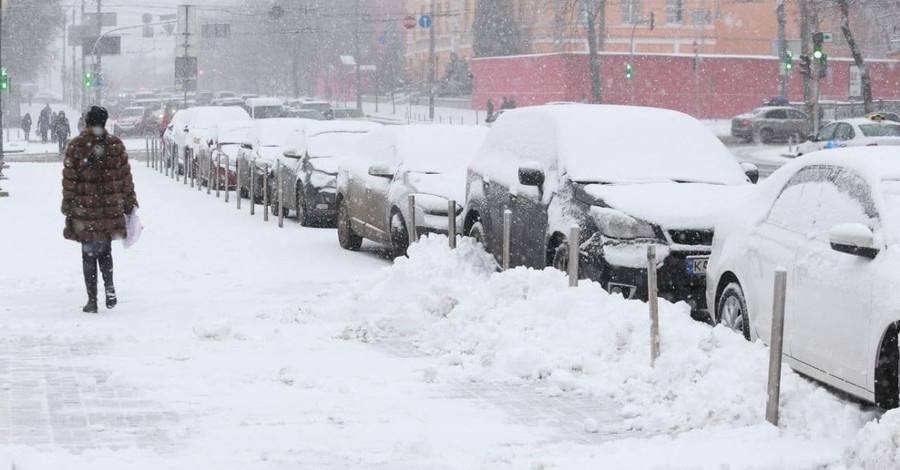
[83,72,93,88]
[798,55,812,77]
[785,50,793,72]
[812,32,824,60]
[625,62,633,80]
[0,68,8,93]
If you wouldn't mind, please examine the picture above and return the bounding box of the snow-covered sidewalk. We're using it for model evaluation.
[0,162,893,469]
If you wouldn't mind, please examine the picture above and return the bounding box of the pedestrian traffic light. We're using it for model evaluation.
[812,32,824,60]
[785,50,793,72]
[0,68,8,93]
[625,62,633,80]
[798,55,812,78]
[83,72,93,88]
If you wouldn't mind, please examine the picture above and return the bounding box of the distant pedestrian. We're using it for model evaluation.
[50,111,60,143]
[38,104,52,143]
[21,113,32,142]
[54,111,71,154]
[486,99,494,121]
[77,112,86,131]
[500,97,510,110]
[61,106,139,314]
[508,98,517,109]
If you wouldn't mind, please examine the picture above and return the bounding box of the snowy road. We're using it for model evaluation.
[0,162,891,469]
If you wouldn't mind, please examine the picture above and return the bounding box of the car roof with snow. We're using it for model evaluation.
[251,118,312,145]
[830,117,900,127]
[304,120,381,137]
[360,124,489,174]
[245,97,284,107]
[788,147,900,181]
[189,106,251,128]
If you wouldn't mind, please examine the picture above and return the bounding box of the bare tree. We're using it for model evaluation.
[578,0,606,104]
[837,0,873,112]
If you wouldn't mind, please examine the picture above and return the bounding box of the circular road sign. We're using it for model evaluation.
[403,16,416,29]
[418,15,432,28]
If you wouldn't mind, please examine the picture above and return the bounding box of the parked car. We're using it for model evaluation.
[327,108,367,121]
[197,120,253,190]
[179,106,251,171]
[706,147,900,408]
[236,118,310,203]
[464,105,758,312]
[866,111,900,123]
[337,125,489,256]
[731,106,811,143]
[284,108,326,120]
[797,117,900,155]
[275,121,382,226]
[113,106,148,136]
[244,97,286,119]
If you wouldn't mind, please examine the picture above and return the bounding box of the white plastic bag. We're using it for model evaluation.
[123,208,143,249]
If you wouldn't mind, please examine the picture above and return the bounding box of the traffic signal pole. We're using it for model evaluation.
[776,0,788,99]
[94,0,102,106]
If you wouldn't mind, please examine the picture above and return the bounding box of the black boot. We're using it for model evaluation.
[105,285,117,309]
[97,243,116,309]
[82,242,100,314]
[83,299,98,314]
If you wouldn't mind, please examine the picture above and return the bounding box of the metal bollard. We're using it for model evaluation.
[236,158,241,209]
[164,144,169,176]
[250,161,256,215]
[206,154,212,195]
[277,160,284,228]
[225,155,231,203]
[568,225,580,287]
[407,194,416,246]
[502,209,511,270]
[648,246,661,366]
[766,269,788,426]
[145,139,150,167]
[216,154,221,198]
[184,149,188,185]
[263,163,270,222]
[448,199,456,249]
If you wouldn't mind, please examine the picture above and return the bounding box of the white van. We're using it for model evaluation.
[244,97,286,119]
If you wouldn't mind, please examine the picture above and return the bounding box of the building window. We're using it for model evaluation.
[666,0,684,24]
[621,0,642,24]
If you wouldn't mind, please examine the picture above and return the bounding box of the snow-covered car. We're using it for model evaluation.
[113,106,147,136]
[164,108,192,172]
[730,106,810,143]
[327,108,367,121]
[796,118,900,156]
[245,97,286,119]
[179,106,251,171]
[236,118,310,203]
[706,147,900,408]
[274,120,382,226]
[463,104,759,312]
[337,125,489,256]
[197,120,253,190]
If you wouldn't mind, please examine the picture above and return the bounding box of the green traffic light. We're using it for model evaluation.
[625,63,633,80]
[813,50,823,60]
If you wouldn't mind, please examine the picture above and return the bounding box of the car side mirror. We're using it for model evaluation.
[368,161,393,178]
[806,134,817,142]
[829,223,879,259]
[518,163,545,187]
[740,162,759,184]
[283,149,303,159]
[241,140,253,150]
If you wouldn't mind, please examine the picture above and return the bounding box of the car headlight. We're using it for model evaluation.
[590,207,658,240]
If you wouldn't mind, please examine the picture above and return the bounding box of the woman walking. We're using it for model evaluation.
[61,107,139,313]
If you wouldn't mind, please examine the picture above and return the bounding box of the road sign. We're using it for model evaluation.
[201,23,231,39]
[175,56,198,80]
[418,15,432,28]
[403,16,416,29]
[823,32,833,43]
[160,14,177,35]
[82,36,121,55]
[83,12,117,27]
[174,78,197,92]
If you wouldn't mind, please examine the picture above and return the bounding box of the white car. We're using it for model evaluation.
[245,97,286,119]
[797,117,900,155]
[336,125,489,256]
[706,147,900,408]
[198,120,253,190]
[236,118,311,202]
[180,106,251,162]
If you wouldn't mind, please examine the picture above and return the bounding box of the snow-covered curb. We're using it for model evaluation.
[311,235,874,439]
[842,409,900,469]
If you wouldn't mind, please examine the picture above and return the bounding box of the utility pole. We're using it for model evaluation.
[800,0,812,119]
[0,0,6,193]
[71,5,77,109]
[94,0,102,106]
[80,0,86,110]
[428,0,435,120]
[777,0,788,99]
[354,0,362,111]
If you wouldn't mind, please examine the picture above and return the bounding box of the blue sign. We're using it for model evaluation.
[379,34,388,45]
[418,15,432,28]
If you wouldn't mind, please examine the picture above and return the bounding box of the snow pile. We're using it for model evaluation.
[842,409,900,469]
[314,235,872,438]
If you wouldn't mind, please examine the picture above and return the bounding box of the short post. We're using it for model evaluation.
[648,246,661,367]
[206,155,212,195]
[183,149,188,185]
[225,155,231,204]
[502,209,512,270]
[448,199,456,249]
[766,269,788,426]
[407,194,417,246]
[277,160,284,228]
[249,161,256,216]
[216,154,221,198]
[164,144,169,176]
[145,139,150,167]
[568,225,580,287]
[236,158,241,209]
[263,163,270,222]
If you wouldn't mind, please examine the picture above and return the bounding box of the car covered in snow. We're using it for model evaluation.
[244,97,287,119]
[706,147,900,408]
[197,120,253,190]
[730,106,811,143]
[463,104,759,312]
[273,120,382,226]
[796,117,900,156]
[113,106,150,136]
[236,118,311,203]
[336,125,489,256]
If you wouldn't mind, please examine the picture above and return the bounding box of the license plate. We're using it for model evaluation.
[687,257,709,275]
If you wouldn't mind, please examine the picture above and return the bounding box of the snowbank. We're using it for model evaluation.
[312,235,873,438]
[842,409,900,469]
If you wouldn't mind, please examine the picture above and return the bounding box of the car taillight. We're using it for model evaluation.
[867,143,878,146]
[743,119,751,127]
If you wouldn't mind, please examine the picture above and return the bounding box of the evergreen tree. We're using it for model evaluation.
[436,53,472,97]
[472,0,526,57]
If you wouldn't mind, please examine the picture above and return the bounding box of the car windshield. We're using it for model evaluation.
[883,180,900,239]
[307,132,367,158]
[860,124,900,137]
[121,108,144,118]
[253,106,285,119]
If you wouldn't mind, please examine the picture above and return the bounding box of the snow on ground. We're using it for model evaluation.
[0,161,886,468]
[841,409,900,469]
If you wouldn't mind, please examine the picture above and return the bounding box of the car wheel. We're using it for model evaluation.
[468,221,485,246]
[337,199,362,251]
[296,187,311,227]
[718,282,751,340]
[760,129,775,144]
[390,212,410,258]
[551,241,569,272]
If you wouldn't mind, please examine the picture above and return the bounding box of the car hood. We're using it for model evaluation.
[581,182,754,230]
[407,171,465,203]
[308,157,339,175]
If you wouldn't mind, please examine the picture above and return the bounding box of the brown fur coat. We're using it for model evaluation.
[61,129,138,242]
